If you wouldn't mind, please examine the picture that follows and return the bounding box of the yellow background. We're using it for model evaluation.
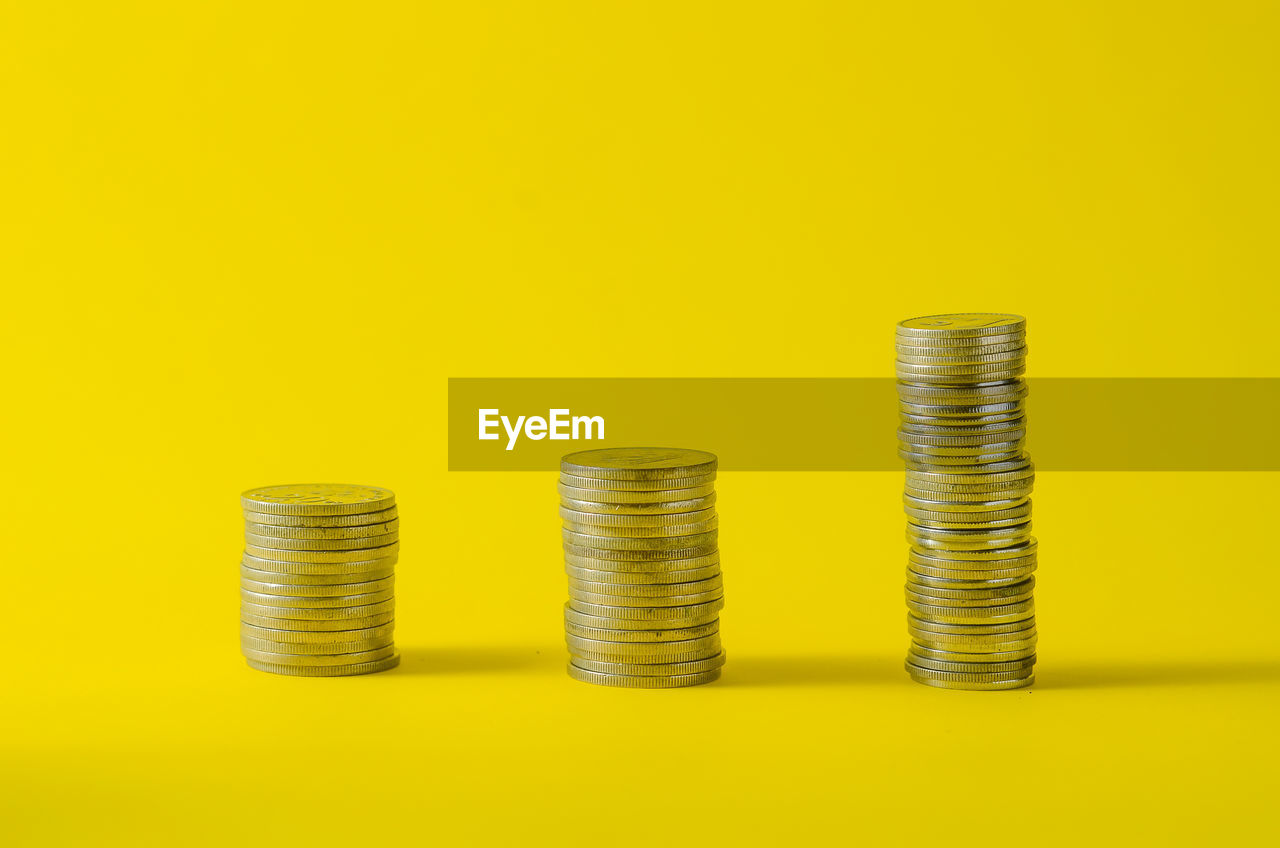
[3,2,1278,844]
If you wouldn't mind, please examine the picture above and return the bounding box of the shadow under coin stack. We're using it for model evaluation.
[559,448,726,688]
[896,314,1037,690]
[240,484,401,676]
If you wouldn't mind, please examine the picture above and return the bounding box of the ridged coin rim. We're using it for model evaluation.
[560,448,718,481]
[566,665,721,688]
[240,484,395,516]
[246,652,401,676]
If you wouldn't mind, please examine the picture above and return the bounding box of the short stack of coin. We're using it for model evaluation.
[559,448,725,688]
[240,484,400,676]
[896,314,1037,690]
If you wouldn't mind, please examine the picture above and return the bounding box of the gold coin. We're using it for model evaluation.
[240,611,395,631]
[906,570,1030,591]
[240,587,396,608]
[896,359,1026,377]
[244,532,400,551]
[905,599,1034,623]
[558,482,716,504]
[908,561,1036,582]
[909,642,1037,664]
[906,576,1034,602]
[904,660,1034,684]
[241,644,397,666]
[241,597,394,621]
[565,546,722,568]
[903,493,1029,513]
[899,416,1026,435]
[565,633,721,662]
[568,574,723,599]
[910,540,1038,565]
[896,346,1028,365]
[899,440,1026,459]
[247,652,400,676]
[240,635,394,656]
[909,630,1037,652]
[897,332,1026,351]
[896,313,1026,337]
[562,528,718,552]
[899,400,1026,418]
[898,428,1027,448]
[908,672,1034,691]
[242,506,399,528]
[896,382,1028,402]
[240,562,396,584]
[240,621,395,645]
[905,585,1034,609]
[559,506,716,528]
[240,484,395,516]
[569,598,724,624]
[901,363,1029,384]
[560,448,718,481]
[907,524,1033,550]
[560,492,717,516]
[897,334,1027,351]
[566,665,721,688]
[561,517,718,538]
[907,519,1032,538]
[563,617,719,643]
[570,653,726,677]
[565,564,721,585]
[559,470,717,491]
[563,602,717,632]
[901,451,1027,470]
[569,585,724,608]
[904,502,1031,527]
[242,519,399,540]
[906,460,1034,484]
[240,574,395,597]
[906,484,1034,504]
[907,614,1036,636]
[909,618,1037,640]
[563,543,718,563]
[243,542,400,563]
[905,472,1034,491]
[907,652,1035,675]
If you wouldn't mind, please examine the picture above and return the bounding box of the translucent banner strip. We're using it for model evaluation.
[448,378,1280,471]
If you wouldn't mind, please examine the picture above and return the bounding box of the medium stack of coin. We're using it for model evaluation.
[896,314,1037,690]
[239,484,400,676]
[559,448,725,688]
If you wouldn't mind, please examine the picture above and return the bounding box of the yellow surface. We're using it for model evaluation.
[2,3,1278,845]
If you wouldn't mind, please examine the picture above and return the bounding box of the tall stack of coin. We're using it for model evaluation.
[559,448,725,688]
[240,484,400,676]
[896,314,1037,690]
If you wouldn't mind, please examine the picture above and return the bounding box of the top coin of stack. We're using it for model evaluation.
[559,448,726,688]
[240,484,401,676]
[895,314,1037,690]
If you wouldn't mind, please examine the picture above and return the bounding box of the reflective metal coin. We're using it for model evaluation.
[242,506,399,528]
[566,665,721,688]
[569,653,727,677]
[560,447,718,481]
[247,651,400,676]
[896,313,1026,337]
[240,484,395,516]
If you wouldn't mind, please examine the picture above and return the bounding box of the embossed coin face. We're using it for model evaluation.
[897,313,1026,336]
[241,484,396,515]
[560,447,717,480]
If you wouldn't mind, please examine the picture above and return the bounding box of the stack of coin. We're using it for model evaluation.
[559,448,725,688]
[896,314,1037,690]
[239,484,400,676]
